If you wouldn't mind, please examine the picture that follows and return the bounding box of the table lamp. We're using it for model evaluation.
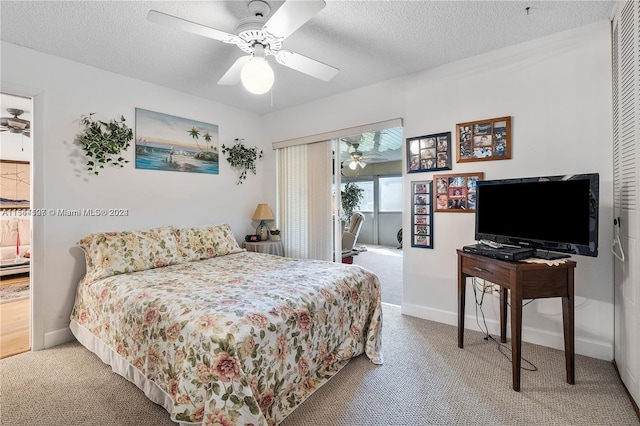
[252,204,274,241]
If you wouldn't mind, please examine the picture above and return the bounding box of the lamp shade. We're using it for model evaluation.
[252,204,274,221]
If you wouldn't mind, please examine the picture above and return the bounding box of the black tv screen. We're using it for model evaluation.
[475,173,599,257]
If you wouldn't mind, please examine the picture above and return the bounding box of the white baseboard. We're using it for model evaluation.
[400,303,613,361]
[44,326,74,349]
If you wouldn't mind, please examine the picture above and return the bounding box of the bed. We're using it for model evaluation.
[69,224,383,426]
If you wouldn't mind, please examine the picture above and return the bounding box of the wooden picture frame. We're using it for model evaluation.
[411,180,433,248]
[407,132,451,173]
[433,172,484,213]
[456,116,511,162]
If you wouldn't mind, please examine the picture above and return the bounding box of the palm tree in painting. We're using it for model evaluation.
[188,127,218,162]
[203,131,216,151]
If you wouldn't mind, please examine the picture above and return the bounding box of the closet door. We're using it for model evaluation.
[612,0,639,407]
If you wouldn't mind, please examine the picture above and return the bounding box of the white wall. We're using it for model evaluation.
[1,42,275,349]
[263,21,614,359]
[0,130,31,161]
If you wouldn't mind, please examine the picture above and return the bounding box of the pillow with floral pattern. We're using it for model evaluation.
[173,227,217,262]
[77,226,182,283]
[174,224,244,262]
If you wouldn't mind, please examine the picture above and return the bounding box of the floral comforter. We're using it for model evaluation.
[70,251,383,425]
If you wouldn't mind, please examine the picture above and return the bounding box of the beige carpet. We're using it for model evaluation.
[1,305,637,425]
[353,244,403,306]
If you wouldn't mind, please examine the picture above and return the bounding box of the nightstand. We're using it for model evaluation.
[242,240,285,257]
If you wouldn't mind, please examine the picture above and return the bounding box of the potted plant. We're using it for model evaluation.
[77,113,133,175]
[221,138,263,185]
[341,182,364,220]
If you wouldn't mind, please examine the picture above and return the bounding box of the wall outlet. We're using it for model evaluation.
[492,284,501,298]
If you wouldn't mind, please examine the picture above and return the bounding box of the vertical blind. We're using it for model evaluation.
[277,141,333,260]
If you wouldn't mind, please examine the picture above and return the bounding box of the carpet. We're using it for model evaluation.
[353,244,403,305]
[0,278,30,304]
[0,305,638,425]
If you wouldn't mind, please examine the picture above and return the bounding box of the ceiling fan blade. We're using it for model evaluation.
[274,50,339,81]
[263,0,326,41]
[147,10,239,44]
[217,56,251,85]
[8,119,28,130]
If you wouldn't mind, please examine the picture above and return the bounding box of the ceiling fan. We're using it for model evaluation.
[147,0,339,95]
[347,142,368,170]
[0,108,30,137]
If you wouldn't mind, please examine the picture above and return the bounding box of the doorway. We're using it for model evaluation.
[336,126,403,305]
[0,92,33,358]
[274,119,404,304]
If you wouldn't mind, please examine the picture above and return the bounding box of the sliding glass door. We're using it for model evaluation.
[272,119,403,261]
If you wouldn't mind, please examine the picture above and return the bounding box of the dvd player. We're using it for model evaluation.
[462,244,536,261]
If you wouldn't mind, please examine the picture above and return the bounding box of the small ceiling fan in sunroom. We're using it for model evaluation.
[347,142,368,170]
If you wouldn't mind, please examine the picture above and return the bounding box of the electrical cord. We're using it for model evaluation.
[471,278,538,372]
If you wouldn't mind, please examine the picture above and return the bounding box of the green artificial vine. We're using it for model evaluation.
[220,138,263,185]
[77,113,132,175]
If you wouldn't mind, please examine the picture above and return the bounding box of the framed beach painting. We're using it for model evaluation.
[135,108,219,174]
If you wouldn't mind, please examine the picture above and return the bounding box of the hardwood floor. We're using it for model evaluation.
[0,274,30,359]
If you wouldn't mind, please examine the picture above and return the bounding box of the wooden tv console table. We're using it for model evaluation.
[457,250,577,391]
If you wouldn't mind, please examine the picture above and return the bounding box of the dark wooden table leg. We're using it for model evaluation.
[458,262,466,348]
[510,286,523,391]
[562,268,575,385]
[500,286,507,343]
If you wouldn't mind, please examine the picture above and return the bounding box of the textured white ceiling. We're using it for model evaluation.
[0,1,615,116]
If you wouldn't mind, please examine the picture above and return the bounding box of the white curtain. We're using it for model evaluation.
[277,141,333,260]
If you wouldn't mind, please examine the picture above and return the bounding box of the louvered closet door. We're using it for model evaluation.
[613,0,639,407]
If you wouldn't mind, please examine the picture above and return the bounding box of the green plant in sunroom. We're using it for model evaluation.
[77,113,133,175]
[341,182,364,220]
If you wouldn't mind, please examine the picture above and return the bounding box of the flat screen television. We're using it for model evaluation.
[474,173,599,259]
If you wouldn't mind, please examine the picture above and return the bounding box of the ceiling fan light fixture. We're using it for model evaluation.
[148,1,339,94]
[241,55,274,95]
[349,161,357,170]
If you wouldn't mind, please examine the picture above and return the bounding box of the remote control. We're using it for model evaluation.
[479,239,503,249]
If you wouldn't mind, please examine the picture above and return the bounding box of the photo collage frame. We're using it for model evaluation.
[434,172,484,213]
[411,180,433,248]
[456,116,511,162]
[407,132,451,173]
